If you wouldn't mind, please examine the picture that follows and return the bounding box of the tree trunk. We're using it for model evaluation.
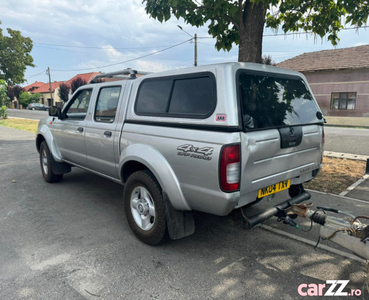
[238,1,267,63]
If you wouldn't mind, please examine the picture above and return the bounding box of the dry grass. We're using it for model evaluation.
[0,118,38,133]
[304,157,367,194]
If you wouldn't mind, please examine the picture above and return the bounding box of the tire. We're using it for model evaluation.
[40,141,63,183]
[123,170,167,245]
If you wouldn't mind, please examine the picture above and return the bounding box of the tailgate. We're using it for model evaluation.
[237,69,324,199]
[240,124,323,196]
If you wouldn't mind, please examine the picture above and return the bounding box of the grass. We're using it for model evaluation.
[0,118,366,194]
[0,118,38,133]
[304,156,367,194]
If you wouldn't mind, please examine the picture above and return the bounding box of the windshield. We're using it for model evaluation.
[238,72,323,130]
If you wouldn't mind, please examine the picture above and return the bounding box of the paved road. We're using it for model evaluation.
[0,126,368,300]
[7,108,48,120]
[324,127,369,156]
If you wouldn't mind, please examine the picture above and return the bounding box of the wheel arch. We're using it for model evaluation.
[119,144,191,211]
[36,124,63,162]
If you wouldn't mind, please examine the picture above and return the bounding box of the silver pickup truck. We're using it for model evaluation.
[36,62,324,245]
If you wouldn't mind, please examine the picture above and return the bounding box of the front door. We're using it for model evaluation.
[51,88,93,166]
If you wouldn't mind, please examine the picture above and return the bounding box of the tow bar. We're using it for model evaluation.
[242,192,369,260]
[243,191,311,228]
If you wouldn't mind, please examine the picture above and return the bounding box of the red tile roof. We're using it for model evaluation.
[33,81,65,93]
[23,81,46,92]
[64,72,101,87]
[277,44,369,72]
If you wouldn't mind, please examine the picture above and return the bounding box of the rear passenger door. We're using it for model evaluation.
[84,85,123,179]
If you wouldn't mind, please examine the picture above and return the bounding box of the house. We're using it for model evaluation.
[25,72,101,107]
[63,72,101,88]
[52,72,101,107]
[277,45,369,117]
[32,81,65,106]
[23,81,46,93]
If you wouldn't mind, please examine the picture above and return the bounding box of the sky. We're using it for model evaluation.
[1,0,368,86]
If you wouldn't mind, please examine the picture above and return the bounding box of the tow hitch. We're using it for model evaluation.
[243,191,311,228]
[242,193,369,260]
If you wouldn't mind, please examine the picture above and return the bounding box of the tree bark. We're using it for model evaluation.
[238,1,267,63]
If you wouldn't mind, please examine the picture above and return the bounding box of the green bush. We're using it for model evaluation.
[0,105,7,119]
[19,92,42,108]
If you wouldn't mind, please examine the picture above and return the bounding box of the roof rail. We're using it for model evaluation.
[90,69,152,83]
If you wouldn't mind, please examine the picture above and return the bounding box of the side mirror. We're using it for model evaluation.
[49,106,62,119]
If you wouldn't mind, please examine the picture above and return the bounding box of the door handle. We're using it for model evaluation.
[104,131,112,137]
[77,127,84,133]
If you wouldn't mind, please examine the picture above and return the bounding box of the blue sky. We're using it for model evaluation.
[1,0,368,85]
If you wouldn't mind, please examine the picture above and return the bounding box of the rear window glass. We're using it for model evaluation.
[135,74,216,118]
[238,72,322,130]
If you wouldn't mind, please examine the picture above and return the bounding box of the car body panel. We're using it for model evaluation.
[36,62,324,217]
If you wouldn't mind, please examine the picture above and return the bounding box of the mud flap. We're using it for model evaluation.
[163,192,195,240]
[51,159,71,175]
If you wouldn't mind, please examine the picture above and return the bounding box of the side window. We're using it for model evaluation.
[95,86,121,123]
[169,77,214,115]
[135,73,216,118]
[135,80,172,114]
[65,89,93,120]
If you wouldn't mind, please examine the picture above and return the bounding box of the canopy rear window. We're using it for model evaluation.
[238,71,323,130]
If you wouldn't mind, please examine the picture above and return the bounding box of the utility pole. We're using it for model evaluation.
[47,67,53,106]
[194,33,197,67]
[177,25,197,67]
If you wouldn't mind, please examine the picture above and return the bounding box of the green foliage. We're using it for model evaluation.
[19,92,41,108]
[0,105,7,119]
[143,0,369,60]
[58,83,70,103]
[0,79,10,107]
[266,0,369,46]
[0,21,35,85]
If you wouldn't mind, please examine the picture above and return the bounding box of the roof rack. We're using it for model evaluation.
[90,69,152,83]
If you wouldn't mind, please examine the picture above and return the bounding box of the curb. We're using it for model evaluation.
[339,174,369,196]
[324,151,369,161]
[7,116,38,121]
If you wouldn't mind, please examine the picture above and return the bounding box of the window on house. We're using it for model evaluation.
[331,93,356,110]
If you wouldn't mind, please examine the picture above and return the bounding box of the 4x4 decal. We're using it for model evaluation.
[177,144,213,161]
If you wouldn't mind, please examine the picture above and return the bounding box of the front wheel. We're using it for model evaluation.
[123,170,167,245]
[40,141,63,183]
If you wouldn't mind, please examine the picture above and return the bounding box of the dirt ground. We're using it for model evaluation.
[304,157,367,194]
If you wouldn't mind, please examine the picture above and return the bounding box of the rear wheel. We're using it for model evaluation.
[40,141,63,183]
[123,170,167,245]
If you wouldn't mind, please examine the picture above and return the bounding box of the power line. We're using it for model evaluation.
[51,39,192,72]
[33,42,176,50]
[26,70,46,79]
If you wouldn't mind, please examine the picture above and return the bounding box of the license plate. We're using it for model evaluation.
[258,180,291,198]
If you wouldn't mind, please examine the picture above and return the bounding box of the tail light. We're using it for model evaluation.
[220,144,240,192]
